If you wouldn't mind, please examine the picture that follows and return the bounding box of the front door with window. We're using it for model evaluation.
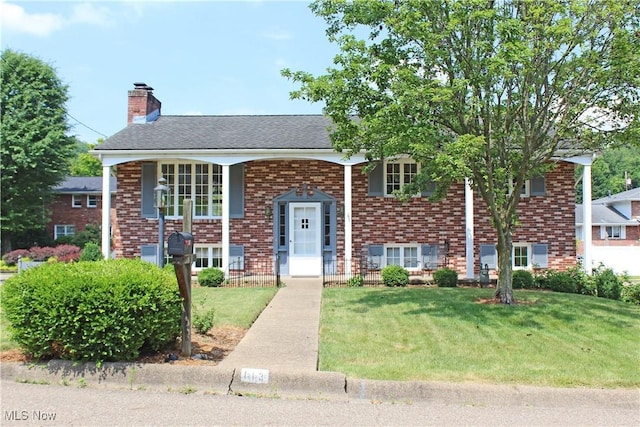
[288,202,322,276]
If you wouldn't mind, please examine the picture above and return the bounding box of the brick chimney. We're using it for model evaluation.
[127,82,161,124]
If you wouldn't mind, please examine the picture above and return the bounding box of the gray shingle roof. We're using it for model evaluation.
[95,115,335,151]
[54,176,116,193]
[575,204,638,225]
[593,187,640,204]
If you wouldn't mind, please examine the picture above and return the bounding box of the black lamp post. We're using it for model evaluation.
[153,177,170,268]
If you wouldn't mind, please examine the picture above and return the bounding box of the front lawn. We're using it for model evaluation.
[191,286,278,329]
[320,287,640,388]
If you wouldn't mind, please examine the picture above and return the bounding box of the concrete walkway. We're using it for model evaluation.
[216,277,323,373]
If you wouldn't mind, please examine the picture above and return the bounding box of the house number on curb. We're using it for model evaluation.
[240,368,269,384]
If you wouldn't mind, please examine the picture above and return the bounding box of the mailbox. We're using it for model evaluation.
[167,231,194,256]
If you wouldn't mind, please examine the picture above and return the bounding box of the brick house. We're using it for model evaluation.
[576,187,640,247]
[48,176,116,242]
[92,83,592,278]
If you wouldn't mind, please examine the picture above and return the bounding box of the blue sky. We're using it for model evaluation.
[1,1,338,143]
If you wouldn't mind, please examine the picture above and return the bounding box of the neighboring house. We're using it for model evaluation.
[576,187,640,274]
[92,83,584,278]
[48,176,117,242]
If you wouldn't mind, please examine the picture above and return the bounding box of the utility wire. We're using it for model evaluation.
[67,112,108,139]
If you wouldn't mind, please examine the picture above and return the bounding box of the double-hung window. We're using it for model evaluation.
[602,226,624,239]
[385,245,420,270]
[194,246,222,270]
[513,244,529,269]
[161,162,223,217]
[54,225,75,240]
[87,195,98,208]
[72,195,82,208]
[385,160,418,196]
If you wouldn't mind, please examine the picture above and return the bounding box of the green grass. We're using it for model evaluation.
[191,286,278,329]
[320,287,640,388]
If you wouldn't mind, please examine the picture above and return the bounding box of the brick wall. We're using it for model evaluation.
[113,159,577,273]
[473,162,576,271]
[47,193,114,240]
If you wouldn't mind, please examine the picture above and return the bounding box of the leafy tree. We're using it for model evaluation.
[283,0,640,304]
[575,146,640,202]
[1,49,76,253]
[69,141,102,177]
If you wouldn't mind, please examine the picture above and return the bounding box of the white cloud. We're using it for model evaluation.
[69,3,113,27]
[0,1,115,37]
[0,2,63,37]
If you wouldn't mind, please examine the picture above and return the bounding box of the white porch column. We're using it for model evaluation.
[344,164,353,276]
[465,178,475,279]
[583,161,593,275]
[222,164,230,276]
[101,165,111,259]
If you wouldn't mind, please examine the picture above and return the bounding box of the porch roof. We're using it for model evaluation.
[95,115,334,151]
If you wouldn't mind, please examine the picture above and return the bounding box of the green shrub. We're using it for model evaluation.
[346,275,364,287]
[512,270,534,289]
[536,270,578,293]
[193,308,216,334]
[198,268,225,287]
[621,282,640,305]
[381,265,409,287]
[0,259,181,362]
[433,268,458,287]
[79,242,103,262]
[592,267,622,300]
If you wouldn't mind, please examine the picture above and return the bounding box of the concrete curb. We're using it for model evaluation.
[347,378,640,408]
[2,361,639,409]
[0,361,347,400]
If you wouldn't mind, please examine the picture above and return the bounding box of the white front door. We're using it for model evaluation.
[289,202,322,276]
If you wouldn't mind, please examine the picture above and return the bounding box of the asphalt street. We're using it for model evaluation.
[2,381,639,427]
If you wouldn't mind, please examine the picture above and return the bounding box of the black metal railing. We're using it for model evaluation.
[224,254,280,287]
[322,256,382,287]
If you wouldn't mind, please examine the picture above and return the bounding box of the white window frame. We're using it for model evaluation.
[601,225,625,239]
[54,224,75,240]
[385,159,419,196]
[193,245,222,271]
[509,178,531,198]
[384,244,421,271]
[161,162,223,218]
[87,195,98,208]
[72,195,82,208]
[513,243,531,269]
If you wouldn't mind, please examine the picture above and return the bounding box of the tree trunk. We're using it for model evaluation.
[495,227,516,304]
[1,233,12,255]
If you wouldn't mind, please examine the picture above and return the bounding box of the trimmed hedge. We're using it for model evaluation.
[198,267,225,287]
[433,268,458,287]
[512,270,534,289]
[1,259,181,362]
[381,265,409,287]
